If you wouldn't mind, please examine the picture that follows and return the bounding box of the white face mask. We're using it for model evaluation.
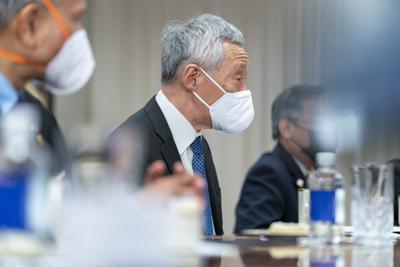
[193,68,255,134]
[43,29,96,95]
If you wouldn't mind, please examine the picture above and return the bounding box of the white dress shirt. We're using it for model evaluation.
[293,157,312,188]
[155,90,201,174]
[0,73,18,115]
[156,90,216,235]
[294,158,308,177]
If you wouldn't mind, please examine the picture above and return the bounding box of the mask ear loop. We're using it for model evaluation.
[199,67,227,94]
[43,0,71,40]
[0,48,35,65]
[193,66,229,109]
[0,1,70,67]
[193,92,211,109]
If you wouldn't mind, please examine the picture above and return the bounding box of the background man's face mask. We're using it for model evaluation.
[0,0,95,95]
[302,128,338,160]
[192,67,255,134]
[294,119,339,160]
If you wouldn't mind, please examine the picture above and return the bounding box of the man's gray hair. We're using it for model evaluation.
[271,84,326,140]
[160,13,245,84]
[0,0,58,31]
[0,0,35,30]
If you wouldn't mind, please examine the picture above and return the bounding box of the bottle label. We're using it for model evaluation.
[310,190,335,223]
[0,171,30,230]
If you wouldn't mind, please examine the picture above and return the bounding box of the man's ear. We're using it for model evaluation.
[13,3,44,49]
[279,119,292,139]
[181,64,201,91]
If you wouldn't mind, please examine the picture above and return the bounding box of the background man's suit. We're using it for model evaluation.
[113,97,224,235]
[234,144,306,234]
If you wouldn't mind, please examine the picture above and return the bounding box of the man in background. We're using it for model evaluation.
[235,85,335,233]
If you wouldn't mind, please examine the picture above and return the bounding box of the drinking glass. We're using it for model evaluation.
[351,163,394,245]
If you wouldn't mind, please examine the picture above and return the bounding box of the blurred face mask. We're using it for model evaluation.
[293,119,339,160]
[0,0,95,95]
[302,128,338,160]
[42,28,95,95]
[193,67,254,134]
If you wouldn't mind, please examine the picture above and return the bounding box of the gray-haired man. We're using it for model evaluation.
[113,14,254,236]
[234,85,336,234]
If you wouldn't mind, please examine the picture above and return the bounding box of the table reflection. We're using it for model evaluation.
[240,247,298,267]
[202,236,398,267]
[352,245,393,267]
[0,236,398,267]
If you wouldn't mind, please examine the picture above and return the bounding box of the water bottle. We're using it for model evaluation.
[332,166,345,243]
[0,105,51,248]
[309,152,344,243]
[309,246,345,267]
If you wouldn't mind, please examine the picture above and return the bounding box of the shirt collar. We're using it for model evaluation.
[293,157,309,177]
[0,73,18,114]
[155,90,200,155]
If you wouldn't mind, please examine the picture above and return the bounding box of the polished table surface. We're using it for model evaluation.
[0,235,398,266]
[199,235,400,267]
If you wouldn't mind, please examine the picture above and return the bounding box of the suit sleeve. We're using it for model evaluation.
[106,114,152,186]
[234,159,286,234]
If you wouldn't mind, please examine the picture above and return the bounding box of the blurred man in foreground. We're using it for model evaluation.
[0,4,204,266]
[0,0,202,203]
[0,0,95,173]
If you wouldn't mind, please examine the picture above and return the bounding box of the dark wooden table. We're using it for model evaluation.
[1,235,397,267]
[198,235,400,267]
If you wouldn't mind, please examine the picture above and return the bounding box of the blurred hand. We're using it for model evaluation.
[143,161,204,199]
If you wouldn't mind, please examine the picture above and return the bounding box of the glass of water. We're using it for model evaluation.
[351,163,394,245]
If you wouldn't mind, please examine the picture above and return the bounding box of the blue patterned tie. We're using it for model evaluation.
[191,136,214,236]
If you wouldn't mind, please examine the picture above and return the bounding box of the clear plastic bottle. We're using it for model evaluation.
[309,152,344,244]
[332,167,345,244]
[309,246,345,267]
[0,105,51,247]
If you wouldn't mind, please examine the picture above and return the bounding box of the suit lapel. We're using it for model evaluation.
[160,139,181,174]
[144,97,222,234]
[202,138,223,234]
[275,144,306,187]
[145,97,181,174]
[203,139,218,194]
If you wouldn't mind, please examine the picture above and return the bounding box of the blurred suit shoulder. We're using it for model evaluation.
[18,90,69,174]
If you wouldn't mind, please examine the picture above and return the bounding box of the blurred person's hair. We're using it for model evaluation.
[272,84,326,140]
[0,0,58,30]
[160,13,245,85]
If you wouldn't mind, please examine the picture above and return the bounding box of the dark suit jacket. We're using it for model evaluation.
[18,91,69,175]
[390,159,400,225]
[112,96,223,235]
[234,144,306,234]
